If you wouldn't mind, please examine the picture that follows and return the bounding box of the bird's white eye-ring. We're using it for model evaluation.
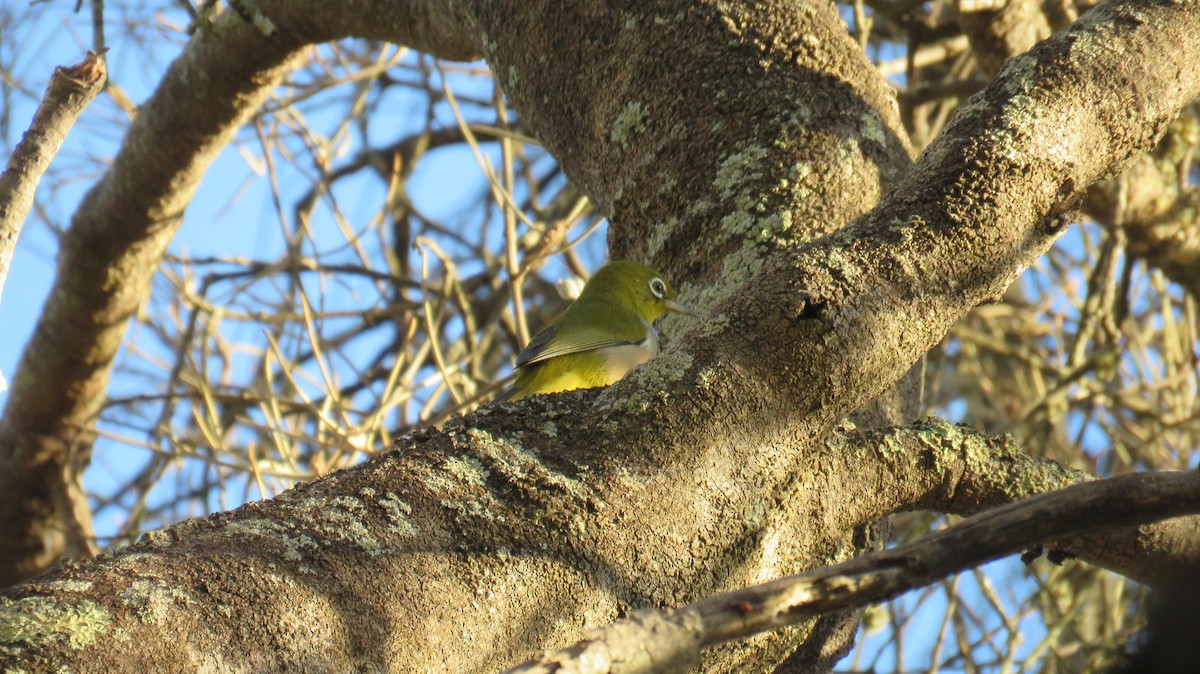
[649,277,667,299]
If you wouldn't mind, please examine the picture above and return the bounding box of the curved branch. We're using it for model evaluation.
[508,470,1200,674]
[0,1,479,586]
[0,50,108,585]
[657,0,1200,435]
[826,419,1200,586]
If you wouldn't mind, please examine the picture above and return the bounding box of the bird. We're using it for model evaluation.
[495,260,693,401]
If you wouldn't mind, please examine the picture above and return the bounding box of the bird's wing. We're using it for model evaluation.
[515,318,648,368]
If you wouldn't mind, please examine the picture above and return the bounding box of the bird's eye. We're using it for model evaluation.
[649,277,666,299]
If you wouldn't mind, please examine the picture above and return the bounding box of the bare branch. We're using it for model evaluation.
[509,469,1200,674]
[0,50,106,305]
[0,0,483,584]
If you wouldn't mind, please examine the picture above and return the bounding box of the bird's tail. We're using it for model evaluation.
[492,387,521,403]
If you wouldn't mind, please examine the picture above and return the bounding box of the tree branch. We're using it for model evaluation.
[0,0,478,585]
[0,50,107,583]
[508,469,1200,674]
[0,13,307,586]
[0,51,106,308]
[825,419,1200,585]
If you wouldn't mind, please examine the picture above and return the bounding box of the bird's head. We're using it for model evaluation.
[578,260,695,323]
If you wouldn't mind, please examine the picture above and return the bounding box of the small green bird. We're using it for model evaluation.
[496,260,693,401]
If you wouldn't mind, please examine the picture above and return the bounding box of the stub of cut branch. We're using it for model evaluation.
[509,468,1200,674]
[0,50,107,304]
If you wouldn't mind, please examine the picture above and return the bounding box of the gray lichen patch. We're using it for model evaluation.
[905,418,1080,500]
[466,428,592,503]
[821,246,865,285]
[688,136,820,315]
[611,101,649,147]
[445,455,491,488]
[476,29,498,63]
[715,146,771,201]
[860,109,889,148]
[690,239,768,316]
[645,214,679,260]
[221,517,320,562]
[377,492,418,538]
[695,366,720,390]
[0,596,110,650]
[139,529,172,549]
[25,580,93,594]
[606,350,694,414]
[120,578,194,625]
[330,495,366,513]
[278,498,384,557]
[870,428,908,459]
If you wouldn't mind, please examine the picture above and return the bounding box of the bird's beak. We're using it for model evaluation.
[666,299,698,317]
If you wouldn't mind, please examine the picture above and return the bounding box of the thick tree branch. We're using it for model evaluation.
[508,469,1200,674]
[821,419,1200,585]
[713,0,1200,427]
[0,15,306,586]
[0,51,108,583]
[958,0,1200,302]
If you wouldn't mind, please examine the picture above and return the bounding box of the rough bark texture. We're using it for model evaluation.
[957,0,1200,304]
[512,460,1200,674]
[0,51,108,584]
[1,0,1199,672]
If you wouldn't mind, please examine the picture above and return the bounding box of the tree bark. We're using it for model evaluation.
[509,463,1200,674]
[0,51,107,584]
[0,52,106,307]
[1,0,1199,672]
